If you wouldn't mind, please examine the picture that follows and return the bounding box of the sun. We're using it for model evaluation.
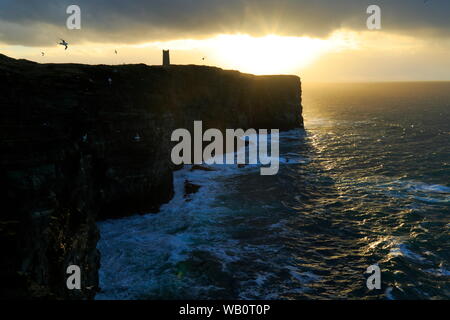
[209,34,340,75]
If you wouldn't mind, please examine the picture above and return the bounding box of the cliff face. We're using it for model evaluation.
[0,53,303,299]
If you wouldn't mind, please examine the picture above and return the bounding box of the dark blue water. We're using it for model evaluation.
[97,82,450,300]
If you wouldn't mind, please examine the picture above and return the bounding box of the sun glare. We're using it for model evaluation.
[208,33,355,75]
[209,34,324,75]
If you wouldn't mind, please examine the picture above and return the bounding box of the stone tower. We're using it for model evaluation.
[163,50,170,67]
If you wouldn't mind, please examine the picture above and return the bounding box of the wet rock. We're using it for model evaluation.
[190,165,216,172]
[184,180,201,197]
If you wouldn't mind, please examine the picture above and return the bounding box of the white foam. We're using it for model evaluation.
[366,178,450,204]
[424,267,450,277]
[96,129,308,299]
[388,243,427,263]
[367,236,428,264]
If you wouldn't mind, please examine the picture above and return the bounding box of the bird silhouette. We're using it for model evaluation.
[41,52,45,56]
[58,39,69,50]
[115,50,118,54]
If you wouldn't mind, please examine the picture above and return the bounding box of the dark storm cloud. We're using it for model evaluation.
[0,0,449,46]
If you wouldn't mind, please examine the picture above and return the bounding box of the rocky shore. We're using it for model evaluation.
[0,53,303,299]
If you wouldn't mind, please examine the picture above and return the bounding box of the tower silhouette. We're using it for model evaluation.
[163,50,170,67]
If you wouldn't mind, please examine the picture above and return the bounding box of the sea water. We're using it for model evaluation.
[96,82,450,300]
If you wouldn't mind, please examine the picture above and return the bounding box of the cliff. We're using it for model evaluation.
[0,53,303,299]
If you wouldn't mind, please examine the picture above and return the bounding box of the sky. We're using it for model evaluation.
[1,0,449,82]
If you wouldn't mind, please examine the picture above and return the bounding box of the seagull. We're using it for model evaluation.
[59,39,69,50]
[41,52,45,56]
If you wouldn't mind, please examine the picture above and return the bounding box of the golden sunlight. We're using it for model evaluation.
[210,34,332,75]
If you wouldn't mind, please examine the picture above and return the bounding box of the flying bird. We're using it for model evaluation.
[59,39,69,50]
[115,50,118,54]
[41,52,45,56]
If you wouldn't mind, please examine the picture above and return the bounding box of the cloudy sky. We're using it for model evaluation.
[1,0,449,81]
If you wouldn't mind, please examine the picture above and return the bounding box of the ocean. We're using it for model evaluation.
[96,82,450,300]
